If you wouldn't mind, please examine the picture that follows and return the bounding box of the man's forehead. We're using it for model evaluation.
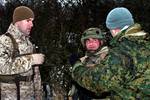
[86,38,99,40]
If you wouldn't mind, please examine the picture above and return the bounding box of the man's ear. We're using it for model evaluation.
[111,29,120,37]
[98,40,104,48]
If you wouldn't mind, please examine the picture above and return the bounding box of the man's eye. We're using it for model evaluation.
[26,19,32,22]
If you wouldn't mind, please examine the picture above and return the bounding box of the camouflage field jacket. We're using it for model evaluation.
[0,24,33,75]
[72,24,150,99]
[0,24,43,100]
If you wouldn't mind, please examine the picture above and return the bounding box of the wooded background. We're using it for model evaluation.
[0,0,150,96]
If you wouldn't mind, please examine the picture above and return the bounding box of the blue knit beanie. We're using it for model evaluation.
[106,7,134,30]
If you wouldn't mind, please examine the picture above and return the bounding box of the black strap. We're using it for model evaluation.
[5,33,20,100]
[5,33,19,58]
[0,75,34,83]
[5,33,34,58]
[0,83,1,100]
[1,33,35,99]
[2,33,20,100]
[15,79,20,100]
[0,74,33,100]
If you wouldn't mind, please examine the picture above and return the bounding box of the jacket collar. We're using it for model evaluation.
[110,23,147,46]
[6,23,29,40]
[123,23,147,37]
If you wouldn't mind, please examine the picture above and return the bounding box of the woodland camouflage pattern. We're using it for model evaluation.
[72,24,150,99]
[0,24,43,100]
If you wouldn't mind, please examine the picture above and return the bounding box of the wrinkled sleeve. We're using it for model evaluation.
[0,36,33,75]
[72,51,150,99]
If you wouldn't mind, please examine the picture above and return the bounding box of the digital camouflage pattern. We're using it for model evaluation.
[71,27,110,99]
[0,24,43,100]
[79,46,109,68]
[72,24,150,99]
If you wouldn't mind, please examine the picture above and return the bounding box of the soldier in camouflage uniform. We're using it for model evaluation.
[70,27,109,99]
[0,6,45,100]
[72,7,150,99]
[79,28,108,68]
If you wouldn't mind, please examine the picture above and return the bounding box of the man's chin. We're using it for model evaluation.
[23,32,30,36]
[88,48,97,51]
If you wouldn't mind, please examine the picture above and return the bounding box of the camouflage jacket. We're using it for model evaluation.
[72,24,150,99]
[0,24,43,100]
[80,46,109,68]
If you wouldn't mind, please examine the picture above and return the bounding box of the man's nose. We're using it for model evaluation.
[30,21,33,27]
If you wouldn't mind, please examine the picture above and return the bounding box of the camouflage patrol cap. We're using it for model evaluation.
[81,28,104,46]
